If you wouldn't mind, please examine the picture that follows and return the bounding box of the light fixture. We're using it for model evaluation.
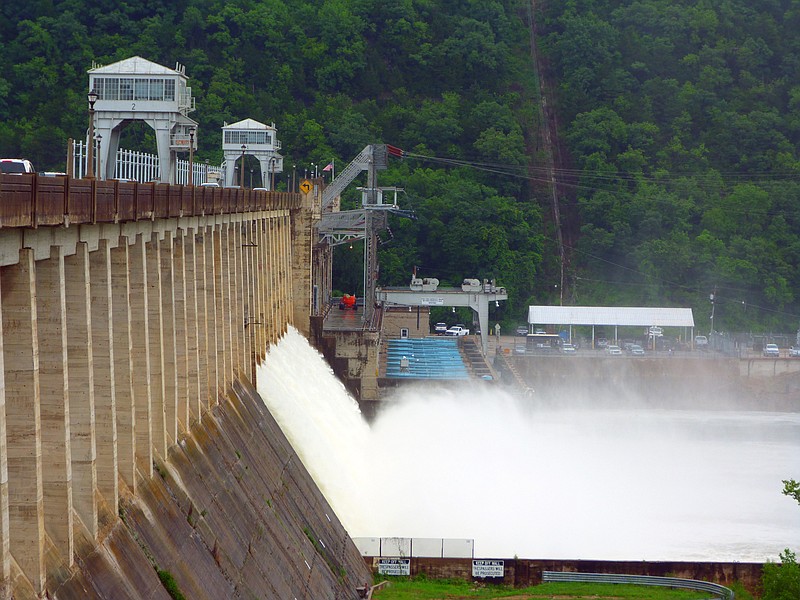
[86,89,99,179]
[495,301,500,307]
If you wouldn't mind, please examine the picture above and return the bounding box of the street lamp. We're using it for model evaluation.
[269,156,276,191]
[188,128,195,186]
[710,292,716,335]
[240,144,247,188]
[86,89,99,179]
[94,133,102,179]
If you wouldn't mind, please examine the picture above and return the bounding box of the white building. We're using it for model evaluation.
[222,119,283,189]
[88,56,198,183]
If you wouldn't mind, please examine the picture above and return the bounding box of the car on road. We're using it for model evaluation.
[0,158,35,174]
[434,322,448,335]
[763,343,780,357]
[605,344,623,355]
[627,344,645,356]
[444,325,469,336]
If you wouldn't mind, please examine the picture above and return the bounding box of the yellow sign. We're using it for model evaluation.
[299,179,312,194]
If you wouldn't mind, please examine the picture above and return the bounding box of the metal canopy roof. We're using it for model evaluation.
[527,306,695,328]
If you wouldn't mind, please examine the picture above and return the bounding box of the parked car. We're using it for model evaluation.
[200,181,220,187]
[515,325,528,336]
[789,347,800,357]
[695,335,709,349]
[596,337,609,348]
[0,158,35,174]
[444,325,469,336]
[561,343,577,355]
[605,344,623,355]
[434,322,448,335]
[627,344,645,356]
[763,343,780,357]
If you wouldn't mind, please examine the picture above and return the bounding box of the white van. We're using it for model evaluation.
[0,158,35,174]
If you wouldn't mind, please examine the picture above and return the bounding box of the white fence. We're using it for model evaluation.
[352,537,474,558]
[71,140,222,184]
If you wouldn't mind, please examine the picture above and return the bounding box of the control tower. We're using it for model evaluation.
[88,56,198,183]
[222,119,284,189]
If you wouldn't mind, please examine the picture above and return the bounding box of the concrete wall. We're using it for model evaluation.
[505,355,746,408]
[0,194,372,598]
[381,306,431,339]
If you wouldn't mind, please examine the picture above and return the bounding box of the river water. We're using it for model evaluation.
[257,327,800,562]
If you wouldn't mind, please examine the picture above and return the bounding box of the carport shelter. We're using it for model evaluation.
[527,306,696,348]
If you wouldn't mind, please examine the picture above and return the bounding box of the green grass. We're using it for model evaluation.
[372,577,713,599]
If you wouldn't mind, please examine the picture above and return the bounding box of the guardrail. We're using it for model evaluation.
[542,570,734,599]
[0,173,301,228]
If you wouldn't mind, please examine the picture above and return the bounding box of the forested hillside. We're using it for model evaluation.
[1,0,799,331]
[541,0,800,332]
[0,0,545,322]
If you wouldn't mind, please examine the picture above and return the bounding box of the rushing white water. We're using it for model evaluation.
[258,327,800,562]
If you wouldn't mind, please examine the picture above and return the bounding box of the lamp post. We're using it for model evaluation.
[94,133,102,179]
[188,128,195,186]
[240,144,247,188]
[86,89,99,179]
[292,164,296,192]
[269,156,276,191]
[709,292,716,335]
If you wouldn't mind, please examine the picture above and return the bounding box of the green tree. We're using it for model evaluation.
[784,479,800,505]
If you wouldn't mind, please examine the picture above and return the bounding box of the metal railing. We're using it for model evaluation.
[542,571,734,599]
[71,139,222,184]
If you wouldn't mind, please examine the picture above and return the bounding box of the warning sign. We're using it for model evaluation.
[377,558,410,576]
[472,559,504,578]
[299,179,312,194]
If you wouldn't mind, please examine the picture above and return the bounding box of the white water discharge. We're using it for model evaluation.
[258,327,800,562]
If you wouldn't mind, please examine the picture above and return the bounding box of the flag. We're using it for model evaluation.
[322,162,333,172]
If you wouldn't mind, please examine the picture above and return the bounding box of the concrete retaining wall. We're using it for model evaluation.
[503,354,789,409]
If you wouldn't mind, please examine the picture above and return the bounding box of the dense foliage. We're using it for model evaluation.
[540,0,800,331]
[0,0,543,323]
[1,0,799,330]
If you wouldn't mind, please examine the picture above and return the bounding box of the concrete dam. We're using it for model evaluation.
[0,175,371,599]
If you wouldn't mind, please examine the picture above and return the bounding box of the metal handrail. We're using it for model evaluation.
[542,571,734,599]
